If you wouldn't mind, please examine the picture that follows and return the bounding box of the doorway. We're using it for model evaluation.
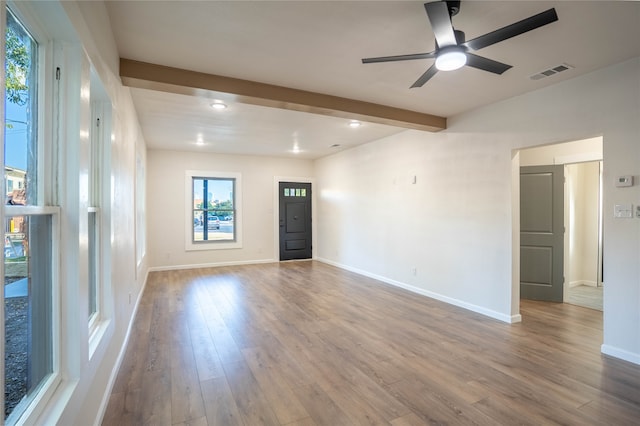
[516,137,603,311]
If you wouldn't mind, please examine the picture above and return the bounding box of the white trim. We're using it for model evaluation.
[601,345,640,366]
[93,267,149,426]
[317,257,521,324]
[185,170,243,251]
[10,209,63,426]
[273,176,317,261]
[553,152,602,165]
[5,205,60,216]
[149,258,277,273]
[568,280,598,288]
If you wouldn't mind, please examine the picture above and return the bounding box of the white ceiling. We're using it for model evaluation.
[105,1,640,159]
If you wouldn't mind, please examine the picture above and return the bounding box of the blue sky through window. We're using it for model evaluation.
[5,100,28,171]
[193,178,233,205]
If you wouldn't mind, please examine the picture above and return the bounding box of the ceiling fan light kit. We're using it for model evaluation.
[362,0,558,88]
[435,46,467,71]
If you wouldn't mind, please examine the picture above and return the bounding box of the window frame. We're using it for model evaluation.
[185,170,242,251]
[2,2,62,424]
[3,207,61,426]
[88,96,110,339]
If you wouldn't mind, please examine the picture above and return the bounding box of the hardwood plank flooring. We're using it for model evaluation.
[102,261,640,425]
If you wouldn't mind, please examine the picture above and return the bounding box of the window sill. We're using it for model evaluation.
[89,318,112,361]
[185,240,243,251]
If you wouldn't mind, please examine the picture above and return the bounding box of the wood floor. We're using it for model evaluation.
[566,284,603,311]
[103,261,640,425]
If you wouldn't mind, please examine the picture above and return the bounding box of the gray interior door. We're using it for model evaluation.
[520,165,564,302]
[279,182,312,261]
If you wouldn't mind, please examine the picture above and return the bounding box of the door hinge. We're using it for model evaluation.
[55,67,61,80]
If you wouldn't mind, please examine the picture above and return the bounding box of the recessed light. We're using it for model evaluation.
[211,101,227,110]
[349,120,361,128]
[196,135,204,145]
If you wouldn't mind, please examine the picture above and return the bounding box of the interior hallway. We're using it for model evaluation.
[103,261,640,425]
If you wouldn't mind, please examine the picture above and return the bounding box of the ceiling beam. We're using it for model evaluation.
[119,59,446,132]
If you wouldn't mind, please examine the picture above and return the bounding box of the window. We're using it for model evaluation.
[88,110,100,325]
[135,140,145,269]
[88,77,111,333]
[5,8,37,206]
[193,177,235,241]
[185,171,242,250]
[4,7,58,423]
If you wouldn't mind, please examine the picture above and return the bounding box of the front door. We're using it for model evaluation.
[520,165,564,302]
[279,182,312,261]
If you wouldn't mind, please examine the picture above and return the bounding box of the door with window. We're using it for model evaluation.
[279,182,312,260]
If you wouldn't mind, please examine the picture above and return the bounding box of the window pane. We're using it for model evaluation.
[192,177,235,242]
[5,9,37,206]
[88,211,98,318]
[4,9,51,422]
[5,215,53,420]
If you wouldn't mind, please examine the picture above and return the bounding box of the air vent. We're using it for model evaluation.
[529,63,574,81]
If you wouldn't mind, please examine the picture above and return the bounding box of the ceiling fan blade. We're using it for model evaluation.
[410,64,439,88]
[463,8,558,51]
[425,1,457,47]
[465,53,512,74]
[362,51,436,64]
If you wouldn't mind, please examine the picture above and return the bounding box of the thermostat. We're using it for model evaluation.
[616,175,633,187]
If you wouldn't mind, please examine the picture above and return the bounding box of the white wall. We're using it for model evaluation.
[315,57,640,363]
[316,130,516,322]
[147,150,313,269]
[567,162,600,287]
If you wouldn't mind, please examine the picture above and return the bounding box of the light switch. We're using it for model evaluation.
[614,204,633,218]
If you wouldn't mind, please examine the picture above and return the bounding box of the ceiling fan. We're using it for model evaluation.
[362,1,558,88]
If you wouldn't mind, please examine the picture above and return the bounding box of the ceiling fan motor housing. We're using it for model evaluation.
[445,0,461,17]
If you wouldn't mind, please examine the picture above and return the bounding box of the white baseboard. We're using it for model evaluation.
[148,258,277,272]
[316,257,520,324]
[601,344,640,366]
[569,280,598,288]
[94,267,151,426]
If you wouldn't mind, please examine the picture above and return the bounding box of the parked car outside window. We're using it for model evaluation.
[207,214,220,230]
